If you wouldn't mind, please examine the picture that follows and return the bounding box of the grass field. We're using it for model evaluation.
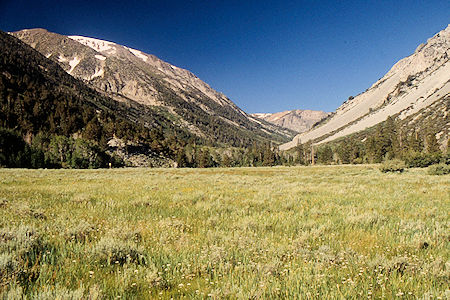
[0,166,449,299]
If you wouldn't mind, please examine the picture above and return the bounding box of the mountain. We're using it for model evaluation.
[281,25,450,150]
[11,29,295,147]
[251,110,329,133]
[0,29,185,168]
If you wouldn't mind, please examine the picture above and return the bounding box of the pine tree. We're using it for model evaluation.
[262,144,276,166]
[383,116,398,158]
[406,130,423,153]
[175,148,187,168]
[425,133,440,154]
[83,116,102,141]
[336,141,351,164]
[365,136,378,163]
[294,143,305,165]
[303,141,312,165]
[197,148,213,168]
[317,145,333,164]
[222,154,232,167]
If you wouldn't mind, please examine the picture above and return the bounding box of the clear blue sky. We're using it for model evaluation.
[0,0,448,113]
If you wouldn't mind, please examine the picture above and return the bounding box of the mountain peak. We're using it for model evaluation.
[252,109,329,133]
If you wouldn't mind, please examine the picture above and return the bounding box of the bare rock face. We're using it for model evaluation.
[252,110,329,133]
[281,24,450,150]
[11,29,294,144]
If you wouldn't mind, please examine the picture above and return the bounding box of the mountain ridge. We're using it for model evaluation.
[281,24,450,150]
[11,28,295,147]
[251,109,329,133]
[0,29,180,167]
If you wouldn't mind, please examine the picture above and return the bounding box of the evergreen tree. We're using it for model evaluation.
[383,116,398,156]
[294,143,305,165]
[197,148,213,168]
[175,148,188,168]
[336,142,351,164]
[262,144,276,166]
[222,154,232,167]
[406,131,423,153]
[425,133,440,154]
[83,116,102,141]
[317,145,333,164]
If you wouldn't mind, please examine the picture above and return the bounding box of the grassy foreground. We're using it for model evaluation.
[0,166,448,299]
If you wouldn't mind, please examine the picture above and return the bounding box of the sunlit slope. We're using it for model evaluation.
[12,29,294,146]
[281,25,450,149]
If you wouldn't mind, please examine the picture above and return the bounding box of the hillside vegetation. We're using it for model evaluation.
[302,101,449,167]
[0,31,294,169]
[0,30,195,168]
[12,29,295,147]
[0,166,448,298]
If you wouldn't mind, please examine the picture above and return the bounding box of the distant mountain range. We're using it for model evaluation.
[11,29,295,147]
[281,25,449,150]
[251,110,329,133]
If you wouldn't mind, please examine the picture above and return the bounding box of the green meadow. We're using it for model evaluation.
[0,166,449,299]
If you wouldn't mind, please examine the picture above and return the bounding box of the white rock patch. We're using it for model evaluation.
[90,67,104,80]
[125,47,148,62]
[69,35,115,52]
[95,54,106,61]
[68,57,81,74]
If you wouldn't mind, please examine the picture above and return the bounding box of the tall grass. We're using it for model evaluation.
[0,166,448,298]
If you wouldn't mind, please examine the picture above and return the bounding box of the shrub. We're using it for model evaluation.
[405,152,442,168]
[0,226,45,258]
[91,236,146,265]
[0,253,18,278]
[0,198,8,208]
[441,152,450,165]
[120,264,161,291]
[379,159,406,173]
[64,221,96,242]
[346,211,386,228]
[368,255,409,275]
[109,225,143,243]
[427,164,450,175]
[0,226,52,285]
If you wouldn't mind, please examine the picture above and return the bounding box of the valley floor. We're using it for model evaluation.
[0,166,449,299]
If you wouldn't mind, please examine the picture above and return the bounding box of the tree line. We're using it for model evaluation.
[302,116,448,168]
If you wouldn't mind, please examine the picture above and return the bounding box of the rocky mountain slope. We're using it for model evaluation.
[252,110,329,133]
[11,29,294,147]
[281,25,450,150]
[0,30,182,167]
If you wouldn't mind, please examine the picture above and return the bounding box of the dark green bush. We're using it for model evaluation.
[92,237,146,265]
[427,164,450,175]
[404,152,442,168]
[380,159,406,173]
[441,152,450,165]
